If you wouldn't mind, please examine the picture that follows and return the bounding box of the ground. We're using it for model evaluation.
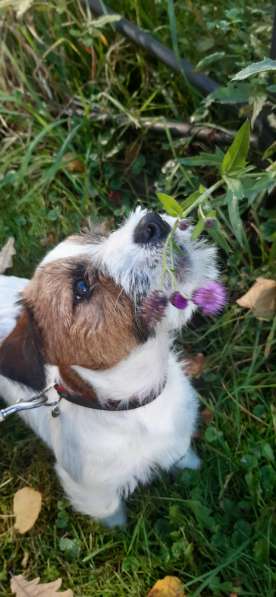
[0,1,275,595]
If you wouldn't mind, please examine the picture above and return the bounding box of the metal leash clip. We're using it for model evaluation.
[0,386,53,423]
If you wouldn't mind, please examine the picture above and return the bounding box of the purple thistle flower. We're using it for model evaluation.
[170,291,188,310]
[192,281,227,315]
[178,219,190,231]
[204,218,216,229]
[141,290,168,326]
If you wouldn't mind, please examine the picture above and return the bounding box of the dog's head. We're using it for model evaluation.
[0,208,218,392]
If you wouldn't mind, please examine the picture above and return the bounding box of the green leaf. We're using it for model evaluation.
[262,141,276,160]
[205,221,231,253]
[204,426,223,443]
[185,500,216,531]
[191,218,205,240]
[206,82,251,105]
[232,58,276,81]
[180,148,224,168]
[251,94,267,128]
[261,443,275,463]
[59,537,81,560]
[221,121,250,176]
[92,15,122,29]
[254,538,269,563]
[242,172,275,205]
[156,192,183,216]
[196,51,226,71]
[181,185,206,212]
[225,178,247,247]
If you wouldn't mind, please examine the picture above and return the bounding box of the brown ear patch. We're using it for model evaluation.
[0,305,45,390]
[22,258,148,373]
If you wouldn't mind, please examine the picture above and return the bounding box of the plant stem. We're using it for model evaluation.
[182,179,224,217]
[159,179,225,289]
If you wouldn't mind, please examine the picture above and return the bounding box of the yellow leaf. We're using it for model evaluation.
[10,575,73,596]
[147,576,186,597]
[99,33,108,46]
[236,277,276,320]
[13,487,42,534]
[63,153,85,173]
[0,237,16,274]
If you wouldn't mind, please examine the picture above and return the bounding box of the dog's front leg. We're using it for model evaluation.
[55,464,126,527]
[173,447,201,471]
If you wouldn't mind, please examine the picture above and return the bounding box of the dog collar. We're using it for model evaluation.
[54,378,167,412]
[0,378,167,422]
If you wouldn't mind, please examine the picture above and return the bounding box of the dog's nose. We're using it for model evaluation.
[134,213,170,245]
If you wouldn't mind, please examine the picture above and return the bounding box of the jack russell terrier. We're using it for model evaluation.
[0,208,218,526]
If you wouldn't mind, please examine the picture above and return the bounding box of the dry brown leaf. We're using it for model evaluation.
[236,277,276,320]
[63,153,85,173]
[0,237,16,273]
[10,575,73,597]
[13,487,42,534]
[183,353,205,378]
[201,408,214,425]
[147,576,186,597]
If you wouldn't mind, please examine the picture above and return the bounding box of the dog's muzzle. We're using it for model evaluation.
[133,212,170,245]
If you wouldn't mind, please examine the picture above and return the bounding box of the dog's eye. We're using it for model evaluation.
[74,279,90,302]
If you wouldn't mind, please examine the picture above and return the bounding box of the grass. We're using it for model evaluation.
[0,1,275,595]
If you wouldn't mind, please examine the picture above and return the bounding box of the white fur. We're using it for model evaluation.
[0,275,28,341]
[0,209,218,525]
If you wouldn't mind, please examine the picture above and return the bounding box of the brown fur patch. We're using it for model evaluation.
[23,257,141,372]
[58,365,98,399]
[0,306,45,390]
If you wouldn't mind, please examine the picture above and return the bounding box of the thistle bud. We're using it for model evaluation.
[178,219,190,231]
[170,291,188,310]
[204,218,216,229]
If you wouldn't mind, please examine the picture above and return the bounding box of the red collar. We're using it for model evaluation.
[54,378,167,412]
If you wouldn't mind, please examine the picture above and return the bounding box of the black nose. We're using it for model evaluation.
[134,213,170,245]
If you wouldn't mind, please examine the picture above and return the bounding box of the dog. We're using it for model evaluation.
[0,208,218,526]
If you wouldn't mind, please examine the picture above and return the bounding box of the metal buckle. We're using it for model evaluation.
[0,386,54,422]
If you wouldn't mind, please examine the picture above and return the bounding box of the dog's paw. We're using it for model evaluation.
[174,447,201,471]
[100,503,127,528]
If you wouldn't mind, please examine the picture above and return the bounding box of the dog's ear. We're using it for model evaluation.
[0,305,45,390]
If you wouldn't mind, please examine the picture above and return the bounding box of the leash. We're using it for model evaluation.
[0,385,59,422]
[0,378,167,422]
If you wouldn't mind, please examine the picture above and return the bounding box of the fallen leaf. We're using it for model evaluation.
[201,408,214,425]
[10,575,73,596]
[13,487,42,534]
[183,353,205,378]
[147,576,186,597]
[0,237,16,273]
[63,153,85,173]
[236,277,276,320]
